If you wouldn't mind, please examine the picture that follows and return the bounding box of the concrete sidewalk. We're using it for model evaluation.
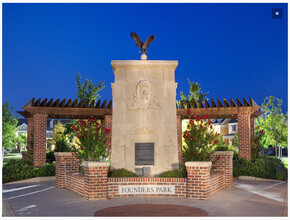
[2,179,288,217]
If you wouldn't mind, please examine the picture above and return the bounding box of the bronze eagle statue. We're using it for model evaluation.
[130,32,155,54]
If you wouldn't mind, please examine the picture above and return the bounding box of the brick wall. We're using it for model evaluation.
[33,113,47,167]
[27,117,34,163]
[55,152,233,200]
[54,152,80,189]
[66,173,85,196]
[185,161,212,200]
[238,113,251,160]
[83,161,110,200]
[108,177,187,198]
[209,171,225,195]
[210,151,234,187]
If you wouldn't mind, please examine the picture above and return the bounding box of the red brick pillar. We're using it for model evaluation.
[83,162,109,200]
[177,114,183,164]
[185,161,212,200]
[33,113,47,167]
[26,117,34,163]
[104,115,112,129]
[104,115,112,150]
[237,113,251,160]
[210,151,234,187]
[54,152,80,189]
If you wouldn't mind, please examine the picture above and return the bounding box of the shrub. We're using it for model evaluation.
[159,165,187,178]
[108,168,138,177]
[46,151,55,162]
[2,160,38,183]
[183,111,221,161]
[72,117,111,162]
[233,155,287,181]
[2,159,55,183]
[54,138,72,152]
[38,162,56,176]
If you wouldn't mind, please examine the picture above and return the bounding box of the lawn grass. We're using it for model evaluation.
[282,157,288,169]
[2,154,22,166]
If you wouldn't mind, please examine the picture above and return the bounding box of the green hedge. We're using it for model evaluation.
[2,159,56,183]
[159,165,187,178]
[233,155,287,181]
[108,168,138,177]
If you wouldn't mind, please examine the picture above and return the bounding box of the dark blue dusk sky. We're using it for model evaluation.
[3,3,288,117]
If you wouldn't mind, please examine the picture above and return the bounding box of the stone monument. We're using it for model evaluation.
[110,60,179,176]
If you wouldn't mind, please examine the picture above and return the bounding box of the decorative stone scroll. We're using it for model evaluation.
[128,80,161,110]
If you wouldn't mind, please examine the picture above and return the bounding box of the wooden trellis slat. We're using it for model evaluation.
[84,100,90,108]
[101,100,107,108]
[78,100,84,108]
[107,100,112,109]
[180,100,184,109]
[198,100,204,108]
[72,100,78,107]
[236,98,243,107]
[243,98,250,107]
[217,99,223,107]
[40,98,47,107]
[186,100,191,108]
[204,99,210,108]
[192,100,197,108]
[53,99,60,107]
[230,99,237,107]
[250,98,258,107]
[89,100,95,108]
[96,100,101,108]
[65,99,72,107]
[223,99,230,107]
[211,99,217,108]
[47,98,54,107]
[59,99,66,107]
[35,98,41,107]
[24,98,35,107]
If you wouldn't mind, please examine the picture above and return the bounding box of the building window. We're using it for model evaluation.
[50,120,53,129]
[232,125,237,132]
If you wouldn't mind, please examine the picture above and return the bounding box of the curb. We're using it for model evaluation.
[4,176,55,185]
[237,176,286,182]
[2,195,15,216]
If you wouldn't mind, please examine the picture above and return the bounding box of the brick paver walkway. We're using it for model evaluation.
[94,204,208,216]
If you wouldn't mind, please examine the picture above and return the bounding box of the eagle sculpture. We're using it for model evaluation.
[130,32,155,54]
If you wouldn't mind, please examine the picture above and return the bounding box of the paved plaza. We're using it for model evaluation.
[2,177,287,217]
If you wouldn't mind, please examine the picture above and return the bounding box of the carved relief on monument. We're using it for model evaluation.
[128,124,158,135]
[128,80,161,110]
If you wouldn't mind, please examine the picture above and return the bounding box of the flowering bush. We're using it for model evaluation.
[251,128,266,160]
[183,110,221,161]
[71,117,111,162]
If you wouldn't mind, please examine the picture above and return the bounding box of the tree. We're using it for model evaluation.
[2,102,18,149]
[178,80,208,108]
[75,73,105,102]
[51,121,71,152]
[15,133,27,152]
[256,96,288,158]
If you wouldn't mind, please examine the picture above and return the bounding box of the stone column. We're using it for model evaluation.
[83,162,109,200]
[33,113,48,167]
[210,151,234,187]
[237,113,251,160]
[54,152,80,189]
[185,161,212,200]
[177,114,183,164]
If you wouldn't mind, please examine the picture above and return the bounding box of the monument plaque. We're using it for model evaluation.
[135,143,154,165]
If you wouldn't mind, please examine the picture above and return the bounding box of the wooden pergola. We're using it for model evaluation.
[18,97,262,167]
